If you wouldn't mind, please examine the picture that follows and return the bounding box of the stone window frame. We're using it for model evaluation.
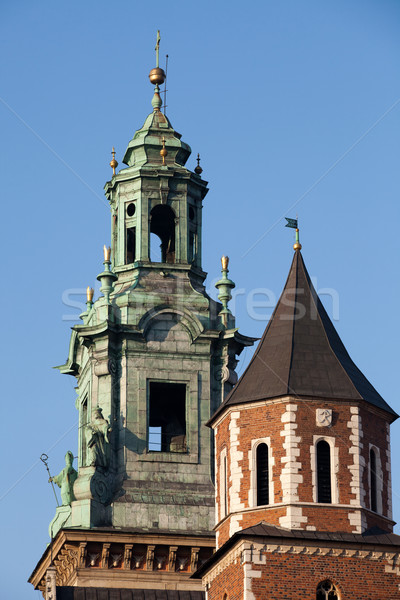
[310,435,339,504]
[249,437,274,508]
[316,579,340,600]
[219,446,228,521]
[137,369,199,464]
[368,443,383,514]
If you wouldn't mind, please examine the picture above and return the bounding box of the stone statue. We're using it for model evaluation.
[49,451,78,505]
[86,407,112,469]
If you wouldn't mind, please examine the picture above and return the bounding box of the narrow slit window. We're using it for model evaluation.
[256,443,269,506]
[370,448,377,512]
[81,398,88,466]
[148,382,186,453]
[189,232,197,263]
[317,440,332,503]
[126,227,136,264]
[223,454,228,516]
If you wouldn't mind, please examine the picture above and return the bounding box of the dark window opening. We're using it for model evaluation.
[127,202,136,217]
[81,398,88,465]
[188,206,195,221]
[316,580,338,600]
[317,440,332,503]
[126,227,136,264]
[188,232,196,263]
[150,205,175,263]
[223,454,228,516]
[256,443,269,506]
[148,382,186,453]
[370,448,377,512]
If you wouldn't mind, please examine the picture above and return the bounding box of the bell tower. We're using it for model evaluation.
[29,34,255,597]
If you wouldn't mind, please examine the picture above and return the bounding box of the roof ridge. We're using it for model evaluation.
[287,251,300,395]
[298,253,363,401]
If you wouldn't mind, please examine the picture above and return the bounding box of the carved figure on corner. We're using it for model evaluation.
[49,451,78,505]
[86,407,112,469]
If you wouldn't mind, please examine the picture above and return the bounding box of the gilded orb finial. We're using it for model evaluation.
[149,30,166,91]
[110,147,118,176]
[160,137,168,165]
[86,286,94,303]
[103,245,111,262]
[293,227,302,251]
[194,153,203,175]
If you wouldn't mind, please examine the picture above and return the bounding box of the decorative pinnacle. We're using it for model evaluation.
[215,255,235,328]
[97,246,117,305]
[293,228,302,251]
[103,245,111,262]
[110,147,118,176]
[160,136,168,165]
[221,255,229,270]
[86,286,94,310]
[194,153,203,175]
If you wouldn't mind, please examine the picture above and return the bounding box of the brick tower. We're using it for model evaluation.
[29,37,254,598]
[195,240,400,599]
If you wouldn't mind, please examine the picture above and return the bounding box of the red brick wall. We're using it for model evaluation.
[214,398,393,546]
[207,550,400,600]
[207,561,243,600]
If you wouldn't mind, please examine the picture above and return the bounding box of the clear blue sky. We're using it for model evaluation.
[1,1,399,597]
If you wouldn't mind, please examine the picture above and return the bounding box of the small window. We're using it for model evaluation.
[317,440,331,503]
[126,227,136,264]
[370,447,377,512]
[316,580,338,600]
[148,382,186,452]
[127,202,136,217]
[256,443,269,506]
[188,232,197,263]
[81,398,88,466]
[220,449,228,519]
[223,454,228,516]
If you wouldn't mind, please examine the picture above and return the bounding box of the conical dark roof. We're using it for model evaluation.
[210,251,396,422]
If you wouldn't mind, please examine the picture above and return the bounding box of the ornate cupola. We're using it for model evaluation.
[210,243,397,549]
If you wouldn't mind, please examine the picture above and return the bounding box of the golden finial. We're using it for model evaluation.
[221,255,229,270]
[194,153,203,175]
[86,286,94,303]
[160,137,168,165]
[110,147,118,176]
[103,245,111,261]
[149,30,166,86]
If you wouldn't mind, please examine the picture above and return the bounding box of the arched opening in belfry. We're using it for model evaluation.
[150,204,175,263]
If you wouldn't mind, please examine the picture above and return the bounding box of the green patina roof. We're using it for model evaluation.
[123,108,191,168]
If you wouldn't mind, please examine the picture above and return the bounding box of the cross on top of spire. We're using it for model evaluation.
[155,30,161,68]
